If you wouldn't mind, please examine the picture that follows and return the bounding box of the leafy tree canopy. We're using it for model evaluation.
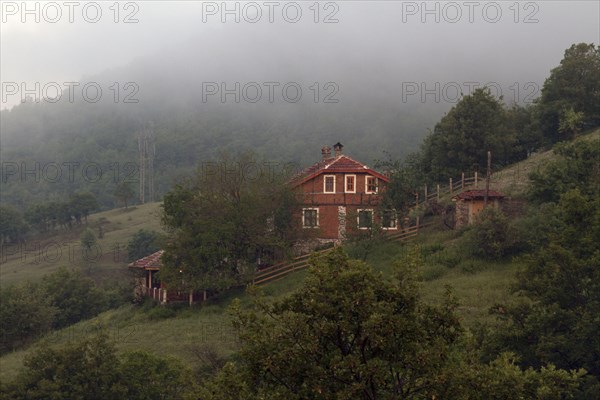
[201,248,585,399]
[537,43,600,141]
[160,151,299,293]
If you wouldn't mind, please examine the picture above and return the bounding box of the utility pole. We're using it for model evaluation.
[484,151,491,208]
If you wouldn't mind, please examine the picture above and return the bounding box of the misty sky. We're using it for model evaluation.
[1,1,599,111]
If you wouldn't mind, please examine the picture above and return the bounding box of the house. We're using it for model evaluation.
[130,142,393,303]
[452,189,504,228]
[290,142,393,243]
[128,250,201,304]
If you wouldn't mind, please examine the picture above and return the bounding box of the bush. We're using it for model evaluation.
[0,268,129,354]
[462,208,514,260]
[0,282,56,354]
[1,333,195,399]
[43,267,106,329]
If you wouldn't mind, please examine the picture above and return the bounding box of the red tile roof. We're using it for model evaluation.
[128,250,164,270]
[290,155,390,187]
[453,190,504,200]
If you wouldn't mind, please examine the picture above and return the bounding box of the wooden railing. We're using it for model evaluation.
[252,247,334,286]
[384,220,436,242]
[414,172,482,206]
[142,286,167,303]
[252,220,436,286]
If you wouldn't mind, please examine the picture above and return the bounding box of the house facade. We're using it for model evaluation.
[290,142,394,242]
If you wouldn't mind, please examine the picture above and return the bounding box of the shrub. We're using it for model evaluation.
[462,208,513,260]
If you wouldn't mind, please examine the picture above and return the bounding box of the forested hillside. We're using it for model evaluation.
[0,48,439,211]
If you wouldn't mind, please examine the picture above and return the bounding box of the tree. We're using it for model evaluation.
[42,267,106,329]
[127,229,163,262]
[1,334,196,400]
[202,247,463,399]
[528,139,600,203]
[536,43,600,142]
[505,104,541,157]
[160,151,299,295]
[69,192,98,224]
[419,88,515,178]
[376,152,424,222]
[462,207,513,260]
[80,228,97,273]
[485,190,600,394]
[558,107,585,139]
[0,282,56,354]
[201,248,585,399]
[0,206,28,245]
[114,181,135,209]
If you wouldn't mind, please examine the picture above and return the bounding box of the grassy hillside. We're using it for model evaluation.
[2,129,598,384]
[488,127,599,197]
[0,228,518,383]
[0,202,163,287]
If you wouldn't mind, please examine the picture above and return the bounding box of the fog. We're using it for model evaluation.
[1,1,599,162]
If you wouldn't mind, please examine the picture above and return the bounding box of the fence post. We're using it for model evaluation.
[461,172,465,189]
[449,177,453,193]
[475,171,478,187]
[437,184,440,201]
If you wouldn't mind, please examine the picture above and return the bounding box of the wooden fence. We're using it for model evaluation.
[384,220,436,242]
[415,171,482,206]
[252,247,334,286]
[252,220,437,286]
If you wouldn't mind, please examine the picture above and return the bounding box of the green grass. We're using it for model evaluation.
[489,127,600,198]
[0,216,519,383]
[0,202,163,287]
[0,257,314,383]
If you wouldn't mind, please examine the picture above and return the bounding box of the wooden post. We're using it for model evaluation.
[437,184,440,201]
[475,171,478,187]
[424,185,428,202]
[449,177,453,193]
[203,290,207,302]
[461,172,465,189]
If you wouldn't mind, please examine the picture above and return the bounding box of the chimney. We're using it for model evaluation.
[333,142,344,157]
[321,145,331,160]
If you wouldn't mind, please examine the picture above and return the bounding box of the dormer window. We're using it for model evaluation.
[345,175,356,193]
[365,176,378,194]
[324,175,335,193]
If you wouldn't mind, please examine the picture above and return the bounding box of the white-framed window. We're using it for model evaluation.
[382,210,398,230]
[302,208,319,228]
[345,174,356,193]
[365,176,378,194]
[324,175,336,193]
[357,209,373,229]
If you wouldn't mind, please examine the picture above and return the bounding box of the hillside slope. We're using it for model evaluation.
[2,129,598,383]
[0,202,163,287]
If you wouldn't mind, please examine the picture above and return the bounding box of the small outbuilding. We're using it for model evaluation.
[452,189,504,228]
